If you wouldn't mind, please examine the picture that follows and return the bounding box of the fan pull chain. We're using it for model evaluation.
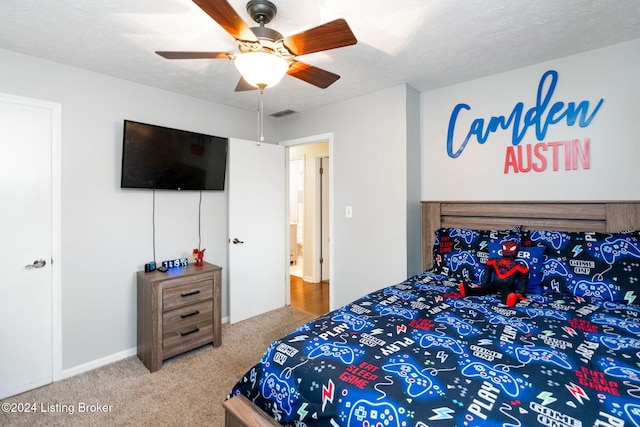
[257,84,266,145]
[259,91,264,144]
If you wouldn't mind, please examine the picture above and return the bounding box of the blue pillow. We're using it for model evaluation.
[488,241,545,294]
[437,249,485,283]
[521,229,640,303]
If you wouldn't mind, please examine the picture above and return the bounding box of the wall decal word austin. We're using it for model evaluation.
[446,70,603,174]
[502,139,590,174]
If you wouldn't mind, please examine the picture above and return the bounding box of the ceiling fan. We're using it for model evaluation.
[156,0,358,92]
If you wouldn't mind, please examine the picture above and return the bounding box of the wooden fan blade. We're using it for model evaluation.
[283,19,357,56]
[287,61,340,89]
[156,51,231,59]
[235,77,258,92]
[193,0,258,42]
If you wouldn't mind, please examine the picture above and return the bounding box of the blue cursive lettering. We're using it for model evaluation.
[446,70,603,158]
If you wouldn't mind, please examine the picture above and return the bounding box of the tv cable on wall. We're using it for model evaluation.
[198,190,203,251]
[144,190,158,272]
[152,189,157,264]
[144,189,205,273]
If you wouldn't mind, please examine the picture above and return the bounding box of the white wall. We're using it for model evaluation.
[278,85,422,307]
[422,39,640,200]
[0,48,275,372]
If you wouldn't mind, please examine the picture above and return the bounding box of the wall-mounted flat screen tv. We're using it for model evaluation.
[121,120,228,191]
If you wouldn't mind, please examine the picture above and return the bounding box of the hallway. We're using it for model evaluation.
[290,275,329,316]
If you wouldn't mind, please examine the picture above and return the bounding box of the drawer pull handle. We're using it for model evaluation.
[181,290,201,298]
[180,310,200,319]
[179,327,200,337]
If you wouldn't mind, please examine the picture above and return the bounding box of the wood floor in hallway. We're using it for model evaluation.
[290,275,329,316]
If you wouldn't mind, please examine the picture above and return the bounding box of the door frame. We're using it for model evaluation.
[280,133,334,310]
[318,155,330,281]
[0,92,63,384]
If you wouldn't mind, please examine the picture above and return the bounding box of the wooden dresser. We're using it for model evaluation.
[137,262,222,372]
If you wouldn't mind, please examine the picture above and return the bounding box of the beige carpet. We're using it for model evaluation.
[0,306,315,427]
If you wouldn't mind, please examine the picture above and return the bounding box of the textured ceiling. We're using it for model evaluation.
[1,0,639,116]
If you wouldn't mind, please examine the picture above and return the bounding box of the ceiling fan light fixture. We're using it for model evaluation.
[234,52,289,89]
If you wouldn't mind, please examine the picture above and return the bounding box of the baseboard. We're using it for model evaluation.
[61,318,231,380]
[61,347,137,379]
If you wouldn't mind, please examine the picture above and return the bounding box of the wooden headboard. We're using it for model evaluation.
[421,201,640,270]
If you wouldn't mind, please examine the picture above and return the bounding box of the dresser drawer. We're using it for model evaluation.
[162,318,214,359]
[162,278,213,311]
[163,300,213,332]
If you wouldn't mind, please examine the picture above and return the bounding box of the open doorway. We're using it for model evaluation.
[288,141,330,316]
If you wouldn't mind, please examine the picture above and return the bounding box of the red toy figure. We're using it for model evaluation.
[459,240,529,306]
[193,248,206,267]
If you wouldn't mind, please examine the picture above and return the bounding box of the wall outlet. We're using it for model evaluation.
[345,206,353,218]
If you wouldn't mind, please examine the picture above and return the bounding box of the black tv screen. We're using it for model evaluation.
[121,120,228,191]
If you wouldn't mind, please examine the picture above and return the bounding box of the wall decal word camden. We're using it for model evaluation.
[446,70,603,174]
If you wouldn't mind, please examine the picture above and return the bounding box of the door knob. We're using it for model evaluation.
[25,259,47,269]
[232,238,244,244]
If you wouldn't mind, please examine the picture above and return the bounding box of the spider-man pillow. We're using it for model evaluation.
[521,229,640,304]
[432,226,521,284]
[487,241,546,294]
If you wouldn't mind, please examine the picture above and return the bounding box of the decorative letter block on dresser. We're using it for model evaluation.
[137,262,222,372]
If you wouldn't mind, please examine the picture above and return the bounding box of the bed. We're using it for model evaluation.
[224,201,640,427]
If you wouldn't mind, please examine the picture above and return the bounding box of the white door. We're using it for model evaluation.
[228,139,286,323]
[0,94,60,399]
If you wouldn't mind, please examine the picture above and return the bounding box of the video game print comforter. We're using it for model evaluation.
[228,271,640,426]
